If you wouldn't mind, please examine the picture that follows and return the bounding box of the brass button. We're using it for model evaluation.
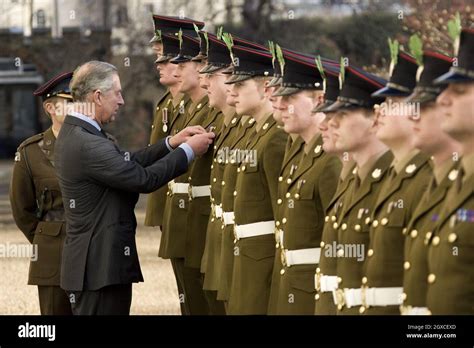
[367,249,374,257]
[210,165,214,169]
[221,181,225,186]
[359,306,366,314]
[151,124,155,129]
[282,218,287,224]
[316,267,321,273]
[333,222,338,229]
[337,304,343,311]
[276,221,280,227]
[448,233,457,243]
[278,176,283,182]
[337,277,342,284]
[372,220,379,227]
[432,236,440,246]
[427,273,436,284]
[286,178,292,184]
[242,165,246,171]
[341,223,347,231]
[294,193,300,200]
[285,192,291,198]
[320,241,325,248]
[315,294,320,300]
[381,217,388,225]
[280,269,285,275]
[402,227,408,235]
[233,190,237,196]
[331,216,337,222]
[410,229,418,238]
[277,198,282,205]
[361,276,367,284]
[211,218,215,223]
[365,217,371,225]
[337,249,344,257]
[237,168,241,173]
[401,293,407,301]
[325,216,329,222]
[275,242,280,248]
[213,178,217,183]
[404,261,410,270]
[355,224,361,231]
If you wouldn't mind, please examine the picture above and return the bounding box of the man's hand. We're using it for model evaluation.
[185,132,215,157]
[169,126,206,148]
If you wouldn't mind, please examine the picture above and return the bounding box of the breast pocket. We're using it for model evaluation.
[240,163,265,202]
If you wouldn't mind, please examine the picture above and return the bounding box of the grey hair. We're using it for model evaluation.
[70,61,118,102]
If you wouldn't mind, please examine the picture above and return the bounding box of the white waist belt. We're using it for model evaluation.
[168,180,189,194]
[212,204,223,218]
[363,287,403,307]
[282,248,321,267]
[319,275,338,293]
[400,306,431,315]
[333,287,403,308]
[234,220,275,240]
[333,288,363,308]
[190,185,211,198]
[222,211,234,225]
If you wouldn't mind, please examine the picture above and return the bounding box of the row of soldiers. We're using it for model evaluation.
[9,13,473,316]
[144,15,474,315]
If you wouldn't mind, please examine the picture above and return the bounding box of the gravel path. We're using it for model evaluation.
[0,195,181,315]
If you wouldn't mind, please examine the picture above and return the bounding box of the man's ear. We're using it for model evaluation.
[93,90,102,106]
[43,100,56,117]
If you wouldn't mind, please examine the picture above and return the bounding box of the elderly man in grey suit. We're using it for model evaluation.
[55,61,214,315]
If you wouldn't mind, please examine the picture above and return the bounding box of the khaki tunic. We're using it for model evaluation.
[159,96,211,259]
[227,115,287,314]
[145,92,189,227]
[402,161,458,312]
[426,153,474,314]
[335,150,393,315]
[275,135,341,314]
[361,152,432,315]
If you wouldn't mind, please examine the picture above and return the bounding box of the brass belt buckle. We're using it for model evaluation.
[361,285,368,309]
[188,185,193,202]
[280,249,287,267]
[233,225,238,243]
[335,289,345,310]
[315,270,322,292]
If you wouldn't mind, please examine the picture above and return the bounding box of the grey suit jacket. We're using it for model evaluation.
[55,115,188,291]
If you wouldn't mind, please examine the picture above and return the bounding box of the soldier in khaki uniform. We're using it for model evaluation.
[196,33,239,312]
[10,72,74,315]
[173,31,226,315]
[159,31,212,315]
[425,27,474,314]
[314,69,355,315]
[145,16,203,228]
[201,36,269,309]
[271,53,341,314]
[324,66,393,315]
[266,44,306,314]
[145,31,192,228]
[402,49,462,315]
[358,47,433,315]
[224,45,287,314]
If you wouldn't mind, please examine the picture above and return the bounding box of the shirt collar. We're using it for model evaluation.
[69,111,101,131]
